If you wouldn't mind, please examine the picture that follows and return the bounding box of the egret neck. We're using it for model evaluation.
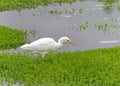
[57,39,64,50]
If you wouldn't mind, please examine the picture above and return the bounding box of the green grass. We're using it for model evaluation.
[0,0,119,12]
[97,0,119,3]
[0,0,76,11]
[0,47,120,85]
[0,25,27,50]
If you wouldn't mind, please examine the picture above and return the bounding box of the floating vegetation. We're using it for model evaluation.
[94,23,120,33]
[102,3,113,13]
[48,10,62,15]
[67,8,76,15]
[79,22,89,31]
[0,26,27,50]
[69,21,89,31]
[69,22,120,34]
[48,8,84,15]
[79,8,84,13]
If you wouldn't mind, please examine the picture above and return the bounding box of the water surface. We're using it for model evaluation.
[0,1,120,51]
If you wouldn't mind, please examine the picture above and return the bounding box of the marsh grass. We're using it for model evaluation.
[69,22,120,34]
[0,0,76,11]
[48,8,85,15]
[0,26,27,50]
[0,0,119,12]
[94,23,120,33]
[0,47,120,85]
[69,22,89,31]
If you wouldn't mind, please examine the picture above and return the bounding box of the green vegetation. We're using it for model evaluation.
[0,0,119,12]
[0,26,27,50]
[1,0,120,85]
[49,8,85,15]
[94,23,120,33]
[49,10,62,15]
[0,47,120,85]
[97,0,119,3]
[0,0,76,11]
[69,22,120,34]
[69,21,89,31]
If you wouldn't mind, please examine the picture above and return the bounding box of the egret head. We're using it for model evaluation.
[58,37,75,45]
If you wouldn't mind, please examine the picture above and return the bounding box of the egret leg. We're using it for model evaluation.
[41,52,48,59]
[42,54,46,59]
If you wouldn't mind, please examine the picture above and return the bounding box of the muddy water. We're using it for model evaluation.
[0,1,120,51]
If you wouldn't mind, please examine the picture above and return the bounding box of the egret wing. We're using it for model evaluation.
[28,38,56,51]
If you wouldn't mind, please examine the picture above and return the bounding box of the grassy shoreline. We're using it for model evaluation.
[0,25,27,50]
[0,0,119,12]
[0,47,120,85]
[0,0,76,11]
[0,0,120,85]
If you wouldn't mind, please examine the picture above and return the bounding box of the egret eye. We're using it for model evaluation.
[67,40,69,42]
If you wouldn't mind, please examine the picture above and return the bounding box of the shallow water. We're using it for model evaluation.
[0,1,120,51]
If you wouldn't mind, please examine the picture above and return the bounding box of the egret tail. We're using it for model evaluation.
[20,44,31,50]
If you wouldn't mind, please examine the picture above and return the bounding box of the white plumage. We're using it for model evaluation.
[20,37,75,58]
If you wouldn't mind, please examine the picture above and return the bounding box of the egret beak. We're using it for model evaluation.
[69,40,75,45]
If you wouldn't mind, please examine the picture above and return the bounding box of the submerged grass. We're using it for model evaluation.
[0,47,120,85]
[0,26,27,50]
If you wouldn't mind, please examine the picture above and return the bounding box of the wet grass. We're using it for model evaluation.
[0,26,27,50]
[0,47,120,85]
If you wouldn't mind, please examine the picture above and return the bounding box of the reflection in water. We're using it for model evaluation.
[99,40,119,44]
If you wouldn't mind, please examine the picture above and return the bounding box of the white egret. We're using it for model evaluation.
[20,37,75,58]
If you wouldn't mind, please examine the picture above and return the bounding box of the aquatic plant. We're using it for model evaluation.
[102,3,113,13]
[0,26,27,50]
[48,10,62,15]
[79,21,89,31]
[69,22,120,34]
[117,4,120,11]
[48,7,82,15]
[69,21,89,31]
[94,23,120,34]
[79,8,84,13]
[0,47,120,85]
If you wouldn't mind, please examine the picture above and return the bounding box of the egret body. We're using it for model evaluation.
[20,37,75,58]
